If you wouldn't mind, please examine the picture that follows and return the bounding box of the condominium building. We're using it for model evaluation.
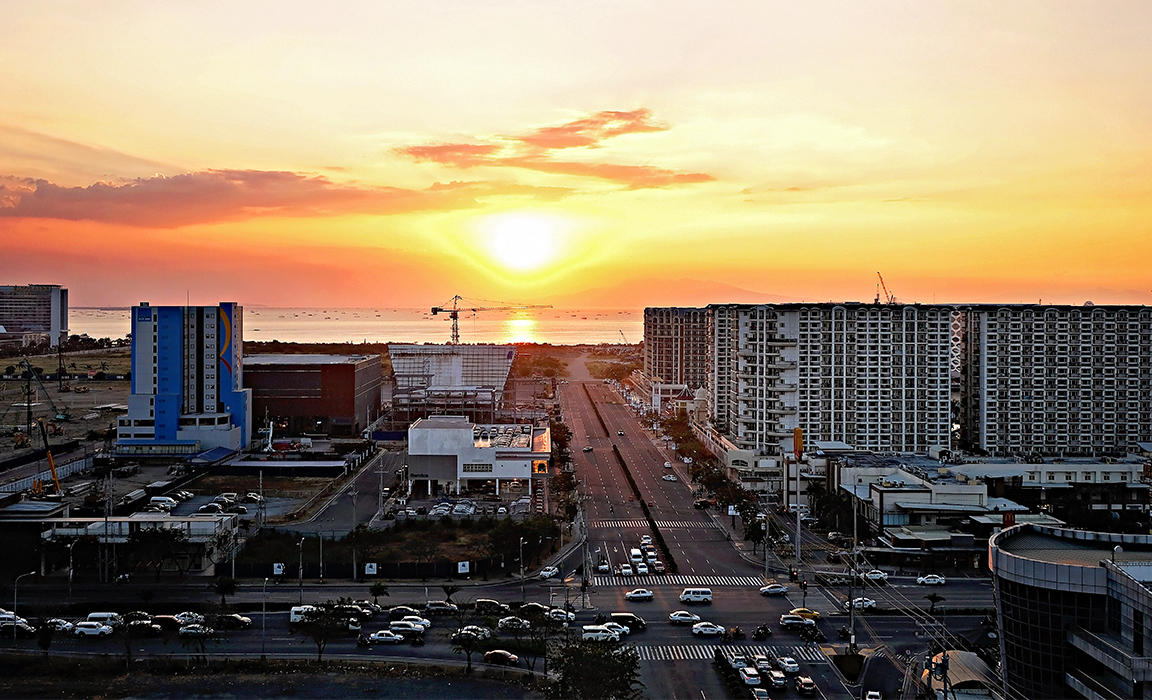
[962,304,1152,457]
[708,303,953,464]
[0,284,68,346]
[643,307,710,390]
[115,302,251,456]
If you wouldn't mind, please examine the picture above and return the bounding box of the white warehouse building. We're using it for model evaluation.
[406,415,551,498]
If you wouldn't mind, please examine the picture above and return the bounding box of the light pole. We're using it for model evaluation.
[520,537,526,601]
[67,540,77,607]
[13,570,35,640]
[350,489,358,581]
[297,537,305,604]
[261,577,269,658]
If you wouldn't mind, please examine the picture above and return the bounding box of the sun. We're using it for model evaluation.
[480,212,565,272]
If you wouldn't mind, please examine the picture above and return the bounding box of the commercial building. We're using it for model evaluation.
[990,523,1152,700]
[243,354,382,437]
[0,284,68,347]
[643,307,710,390]
[406,415,551,498]
[115,302,251,457]
[962,304,1152,457]
[388,344,516,423]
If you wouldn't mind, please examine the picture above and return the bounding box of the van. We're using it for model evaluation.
[609,612,647,632]
[582,625,620,642]
[787,503,810,515]
[679,588,713,604]
[289,605,318,625]
[629,548,643,563]
[149,496,178,510]
[475,599,509,615]
[86,612,124,629]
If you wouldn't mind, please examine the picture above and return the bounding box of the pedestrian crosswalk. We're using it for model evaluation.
[634,643,828,663]
[594,574,764,587]
[594,519,718,529]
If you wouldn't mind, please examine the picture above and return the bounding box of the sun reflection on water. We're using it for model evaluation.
[503,317,539,343]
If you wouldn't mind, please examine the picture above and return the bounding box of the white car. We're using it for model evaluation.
[917,574,947,586]
[664,461,672,469]
[174,611,204,625]
[539,565,560,579]
[865,692,883,700]
[368,630,405,644]
[668,610,701,624]
[44,618,74,632]
[864,569,889,582]
[640,535,653,545]
[635,562,649,575]
[73,621,113,638]
[619,564,634,576]
[759,583,788,596]
[546,608,575,623]
[624,589,654,601]
[738,667,762,686]
[497,616,530,631]
[844,597,876,611]
[388,621,425,636]
[662,475,678,482]
[399,615,431,630]
[451,625,492,641]
[581,625,619,642]
[691,621,725,636]
[597,561,611,573]
[776,656,800,673]
[601,621,630,637]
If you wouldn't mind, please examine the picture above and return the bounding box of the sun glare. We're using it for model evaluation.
[481,212,565,272]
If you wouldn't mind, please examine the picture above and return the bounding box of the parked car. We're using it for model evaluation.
[484,649,519,666]
[152,615,183,631]
[546,608,576,623]
[917,574,947,586]
[197,503,224,514]
[43,618,73,633]
[865,692,884,700]
[174,612,205,625]
[367,630,405,644]
[73,622,113,638]
[759,583,788,596]
[242,492,264,503]
[691,621,725,637]
[0,622,37,638]
[497,616,531,631]
[122,611,151,623]
[625,589,654,601]
[178,624,213,638]
[668,610,701,625]
[224,504,249,514]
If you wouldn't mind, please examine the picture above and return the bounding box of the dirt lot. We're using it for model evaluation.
[192,474,334,500]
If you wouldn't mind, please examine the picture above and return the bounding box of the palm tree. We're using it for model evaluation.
[924,592,945,614]
[213,576,237,606]
[369,581,389,605]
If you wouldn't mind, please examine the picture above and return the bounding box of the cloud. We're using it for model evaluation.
[0,170,563,227]
[398,108,714,189]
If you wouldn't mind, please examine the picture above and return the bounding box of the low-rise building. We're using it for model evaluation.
[243,354,382,437]
[407,415,550,498]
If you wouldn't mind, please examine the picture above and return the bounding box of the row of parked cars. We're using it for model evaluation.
[0,609,252,640]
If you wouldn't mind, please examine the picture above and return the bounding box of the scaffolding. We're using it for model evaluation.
[387,344,517,424]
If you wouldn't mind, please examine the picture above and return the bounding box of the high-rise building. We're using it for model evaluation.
[707,303,953,462]
[643,307,710,390]
[115,302,251,456]
[0,284,68,346]
[962,304,1152,457]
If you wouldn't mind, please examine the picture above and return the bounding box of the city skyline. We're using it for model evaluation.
[3,2,1152,309]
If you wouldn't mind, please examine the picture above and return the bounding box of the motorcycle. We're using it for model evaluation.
[357,633,370,647]
[752,624,772,641]
[729,626,746,641]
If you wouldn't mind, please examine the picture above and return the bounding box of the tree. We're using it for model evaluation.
[297,600,348,662]
[441,584,462,603]
[213,576,238,606]
[548,638,644,699]
[446,608,485,673]
[127,527,190,581]
[925,592,945,614]
[405,537,440,577]
[36,624,54,660]
[369,581,389,605]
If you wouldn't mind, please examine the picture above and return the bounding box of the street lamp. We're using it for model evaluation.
[262,577,269,658]
[520,537,526,601]
[66,540,77,607]
[13,570,35,640]
[297,537,305,604]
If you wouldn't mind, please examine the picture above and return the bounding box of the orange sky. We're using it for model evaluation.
[2,2,1151,309]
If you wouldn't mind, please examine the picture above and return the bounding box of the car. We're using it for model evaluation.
[518,602,550,617]
[844,597,876,611]
[601,622,630,637]
[617,430,625,436]
[389,621,426,636]
[73,621,113,638]
[752,654,773,672]
[367,630,405,644]
[0,622,37,638]
[759,583,788,596]
[625,589,654,601]
[152,615,183,631]
[864,569,889,582]
[211,613,252,632]
[776,656,800,673]
[691,621,725,636]
[539,565,560,579]
[582,446,593,452]
[779,614,815,630]
[399,615,431,630]
[640,534,653,545]
[795,674,817,695]
[219,492,239,502]
[652,560,666,573]
[597,561,611,573]
[728,654,750,669]
[766,669,787,688]
[581,625,620,642]
[423,601,458,615]
[174,612,205,625]
[122,611,151,623]
[140,505,166,513]
[619,564,634,576]
[865,692,884,700]
[484,649,519,666]
[497,616,530,631]
[799,515,818,526]
[750,690,770,700]
[224,504,249,514]
[386,605,421,621]
[242,492,264,503]
[662,475,678,482]
[664,461,672,469]
[178,624,213,638]
[635,562,649,575]
[43,618,74,633]
[789,607,821,620]
[197,503,224,514]
[546,608,576,623]
[827,531,844,541]
[126,621,163,637]
[668,610,701,624]
[451,625,493,642]
[738,667,762,686]
[496,506,508,515]
[917,574,947,586]
[212,495,235,506]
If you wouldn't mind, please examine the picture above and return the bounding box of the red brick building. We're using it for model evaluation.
[243,354,382,437]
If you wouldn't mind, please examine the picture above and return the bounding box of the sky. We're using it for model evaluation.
[2,1,1151,309]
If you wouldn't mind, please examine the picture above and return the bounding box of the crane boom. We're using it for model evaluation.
[876,272,896,304]
[431,295,552,344]
[21,357,72,421]
[36,418,61,494]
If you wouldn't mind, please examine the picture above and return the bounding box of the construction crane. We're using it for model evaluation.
[875,272,897,305]
[35,418,61,495]
[619,330,630,344]
[431,295,552,344]
[20,357,72,422]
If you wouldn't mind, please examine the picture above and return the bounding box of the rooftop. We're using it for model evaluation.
[997,526,1152,568]
[244,354,374,365]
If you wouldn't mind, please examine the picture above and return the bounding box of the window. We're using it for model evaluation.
[462,463,493,473]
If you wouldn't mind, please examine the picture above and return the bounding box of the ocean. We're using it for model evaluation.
[70,307,644,346]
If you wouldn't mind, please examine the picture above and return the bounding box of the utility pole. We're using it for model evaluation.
[297,537,305,604]
[350,488,358,580]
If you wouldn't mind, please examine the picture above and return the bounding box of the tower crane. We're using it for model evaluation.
[619,330,630,344]
[875,272,897,304]
[431,295,553,344]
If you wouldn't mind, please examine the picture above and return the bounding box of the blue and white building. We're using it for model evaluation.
[115,302,251,457]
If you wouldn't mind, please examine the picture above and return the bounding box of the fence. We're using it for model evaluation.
[0,455,93,492]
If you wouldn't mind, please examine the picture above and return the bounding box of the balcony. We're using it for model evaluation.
[1067,625,1152,681]
[1065,668,1128,700]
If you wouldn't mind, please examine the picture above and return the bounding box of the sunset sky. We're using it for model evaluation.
[2,1,1151,309]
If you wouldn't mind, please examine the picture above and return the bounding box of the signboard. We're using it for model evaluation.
[728,505,737,516]
[273,563,284,575]
[364,563,377,575]
[793,428,804,459]
[458,561,470,574]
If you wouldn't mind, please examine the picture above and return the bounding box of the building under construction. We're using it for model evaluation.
[387,344,516,424]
